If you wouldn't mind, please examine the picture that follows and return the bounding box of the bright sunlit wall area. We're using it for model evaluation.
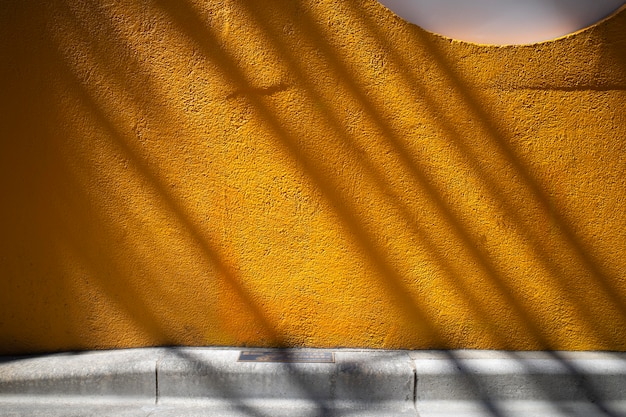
[378,0,626,44]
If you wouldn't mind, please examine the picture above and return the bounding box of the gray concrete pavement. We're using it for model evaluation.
[1,348,626,416]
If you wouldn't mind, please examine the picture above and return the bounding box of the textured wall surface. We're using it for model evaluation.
[1,0,625,354]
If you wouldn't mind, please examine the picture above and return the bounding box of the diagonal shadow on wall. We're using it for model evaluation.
[2,0,626,416]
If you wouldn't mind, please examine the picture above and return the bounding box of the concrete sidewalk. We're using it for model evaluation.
[1,348,626,416]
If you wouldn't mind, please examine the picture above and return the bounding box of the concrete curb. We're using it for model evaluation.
[0,349,158,402]
[1,348,626,416]
[157,348,413,407]
[410,351,626,417]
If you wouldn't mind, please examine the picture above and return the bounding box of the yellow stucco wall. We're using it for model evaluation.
[1,0,626,355]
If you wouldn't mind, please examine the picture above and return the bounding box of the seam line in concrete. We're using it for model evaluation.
[406,351,418,410]
[155,360,159,405]
[155,351,164,405]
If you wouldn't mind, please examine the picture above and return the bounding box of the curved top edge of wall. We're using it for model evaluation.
[374,1,626,48]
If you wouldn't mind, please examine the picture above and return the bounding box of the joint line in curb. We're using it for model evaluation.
[155,355,161,405]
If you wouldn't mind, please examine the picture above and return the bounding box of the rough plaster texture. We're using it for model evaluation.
[1,0,625,354]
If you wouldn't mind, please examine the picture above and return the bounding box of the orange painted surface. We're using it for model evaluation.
[1,0,625,354]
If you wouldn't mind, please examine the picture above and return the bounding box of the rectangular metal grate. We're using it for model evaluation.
[237,350,335,363]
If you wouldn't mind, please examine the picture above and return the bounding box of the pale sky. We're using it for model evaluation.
[377,0,626,44]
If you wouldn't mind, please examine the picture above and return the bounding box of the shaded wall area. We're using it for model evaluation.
[1,0,625,354]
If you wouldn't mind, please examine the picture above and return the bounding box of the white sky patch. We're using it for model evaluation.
[377,0,626,44]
